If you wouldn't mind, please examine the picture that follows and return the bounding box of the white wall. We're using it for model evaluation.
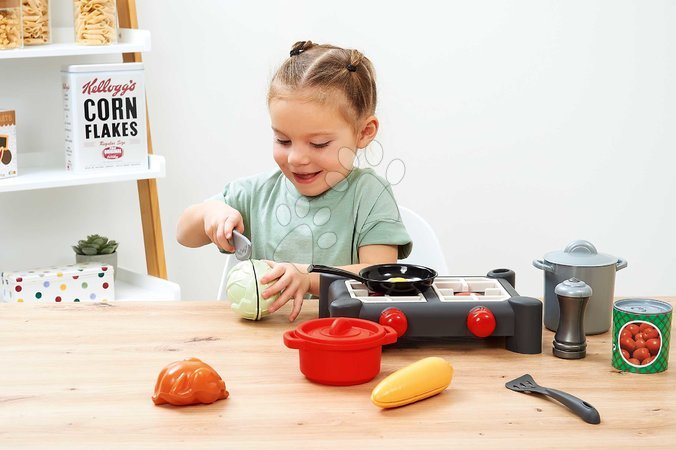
[1,0,674,300]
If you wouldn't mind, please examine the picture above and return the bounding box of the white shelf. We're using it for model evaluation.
[116,267,181,301]
[0,28,150,60]
[1,20,174,302]
[0,151,165,193]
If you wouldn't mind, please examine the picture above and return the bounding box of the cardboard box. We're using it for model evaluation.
[62,63,148,172]
[1,262,115,303]
[0,109,17,179]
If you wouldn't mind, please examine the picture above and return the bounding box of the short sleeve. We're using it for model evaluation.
[355,172,412,259]
[210,177,259,233]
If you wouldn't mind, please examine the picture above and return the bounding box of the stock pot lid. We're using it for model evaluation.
[294,317,389,349]
[545,240,619,267]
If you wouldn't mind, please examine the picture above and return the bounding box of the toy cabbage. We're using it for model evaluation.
[226,259,280,320]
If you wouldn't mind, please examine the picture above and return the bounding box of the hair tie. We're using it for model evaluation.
[290,48,303,56]
[346,63,357,72]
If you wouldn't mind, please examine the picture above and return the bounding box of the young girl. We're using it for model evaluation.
[177,40,412,321]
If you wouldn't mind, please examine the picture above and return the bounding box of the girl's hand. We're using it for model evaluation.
[203,201,244,252]
[259,261,311,321]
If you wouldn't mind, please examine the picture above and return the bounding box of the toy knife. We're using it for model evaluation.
[230,230,252,261]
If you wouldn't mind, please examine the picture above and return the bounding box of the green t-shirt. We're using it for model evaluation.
[213,167,412,265]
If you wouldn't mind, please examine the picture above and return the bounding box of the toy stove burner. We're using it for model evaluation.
[317,268,542,354]
[355,277,511,302]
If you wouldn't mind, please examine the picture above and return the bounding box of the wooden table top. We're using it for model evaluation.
[1,298,674,449]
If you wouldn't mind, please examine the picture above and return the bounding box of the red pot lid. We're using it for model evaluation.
[294,317,392,350]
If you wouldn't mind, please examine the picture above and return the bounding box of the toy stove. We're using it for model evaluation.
[318,269,542,354]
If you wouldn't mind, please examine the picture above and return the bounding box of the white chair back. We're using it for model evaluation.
[216,254,238,301]
[398,206,448,274]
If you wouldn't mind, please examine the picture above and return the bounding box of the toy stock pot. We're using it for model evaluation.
[283,317,398,386]
[533,240,627,335]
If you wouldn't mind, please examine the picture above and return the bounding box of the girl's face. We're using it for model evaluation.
[269,92,377,197]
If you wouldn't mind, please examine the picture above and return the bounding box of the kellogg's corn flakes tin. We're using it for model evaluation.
[62,63,147,172]
[612,299,671,374]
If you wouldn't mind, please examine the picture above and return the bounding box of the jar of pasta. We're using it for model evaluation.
[73,0,118,46]
[22,0,50,45]
[0,0,23,50]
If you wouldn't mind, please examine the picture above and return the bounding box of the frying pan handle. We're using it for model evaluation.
[307,264,368,283]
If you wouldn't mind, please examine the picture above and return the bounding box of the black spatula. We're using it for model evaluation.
[505,374,601,424]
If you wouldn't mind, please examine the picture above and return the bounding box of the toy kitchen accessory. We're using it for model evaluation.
[308,263,437,296]
[0,109,17,178]
[283,317,398,386]
[611,298,671,374]
[225,230,281,320]
[226,259,279,320]
[371,357,453,409]
[1,262,114,303]
[317,268,542,354]
[506,374,600,424]
[553,278,592,359]
[62,63,148,172]
[152,358,229,406]
[533,240,627,334]
[229,229,252,261]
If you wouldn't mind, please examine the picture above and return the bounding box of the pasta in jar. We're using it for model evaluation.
[0,0,23,50]
[73,0,118,46]
[22,0,50,45]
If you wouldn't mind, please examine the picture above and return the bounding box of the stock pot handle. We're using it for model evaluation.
[283,330,305,350]
[616,258,628,271]
[532,259,554,273]
[381,326,399,345]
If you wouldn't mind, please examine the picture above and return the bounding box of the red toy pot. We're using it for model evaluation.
[283,317,398,386]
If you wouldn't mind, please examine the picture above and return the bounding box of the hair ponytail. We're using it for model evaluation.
[289,40,317,57]
[269,40,377,128]
[347,49,364,72]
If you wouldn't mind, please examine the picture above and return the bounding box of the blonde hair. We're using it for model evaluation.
[268,40,377,128]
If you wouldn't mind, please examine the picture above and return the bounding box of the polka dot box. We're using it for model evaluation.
[1,263,115,303]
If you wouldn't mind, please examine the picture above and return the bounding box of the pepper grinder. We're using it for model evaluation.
[553,278,593,359]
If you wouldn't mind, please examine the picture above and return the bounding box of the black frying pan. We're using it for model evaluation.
[307,263,438,295]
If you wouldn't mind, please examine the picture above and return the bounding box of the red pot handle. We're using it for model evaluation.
[283,330,305,350]
[381,326,399,346]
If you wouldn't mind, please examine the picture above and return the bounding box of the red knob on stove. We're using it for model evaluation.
[467,306,496,338]
[379,308,408,337]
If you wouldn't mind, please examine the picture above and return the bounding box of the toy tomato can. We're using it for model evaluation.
[612,299,671,374]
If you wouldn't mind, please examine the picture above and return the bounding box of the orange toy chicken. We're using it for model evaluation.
[152,357,229,406]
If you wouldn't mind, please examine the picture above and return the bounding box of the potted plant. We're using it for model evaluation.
[72,234,119,277]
